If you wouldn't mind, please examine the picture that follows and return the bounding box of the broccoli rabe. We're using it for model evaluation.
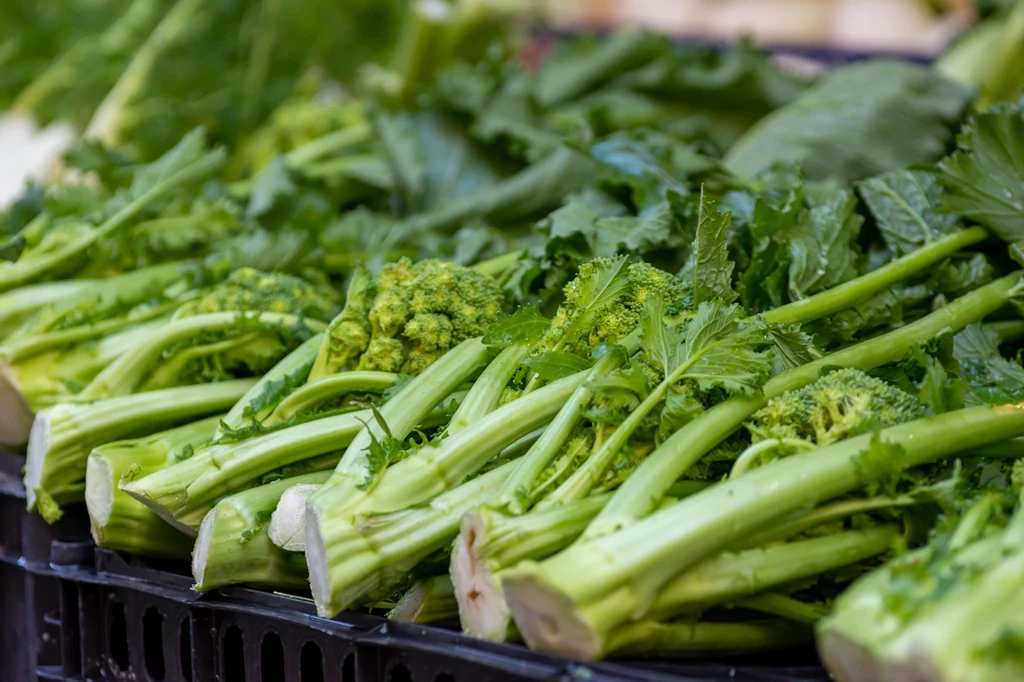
[311,258,504,379]
[749,368,928,447]
[176,267,339,322]
[538,258,687,357]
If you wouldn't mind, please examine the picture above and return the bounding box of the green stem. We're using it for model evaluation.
[644,526,899,622]
[737,495,919,549]
[80,312,324,399]
[469,249,526,280]
[85,0,205,145]
[266,371,397,425]
[729,437,817,478]
[86,415,221,558]
[0,280,99,339]
[733,593,830,624]
[494,350,622,513]
[584,272,1024,543]
[446,344,529,435]
[193,471,331,591]
[761,228,989,326]
[307,460,517,617]
[0,138,225,294]
[322,338,492,490]
[604,620,811,659]
[503,402,1024,660]
[284,123,373,168]
[216,333,323,437]
[25,379,255,520]
[389,575,459,624]
[120,408,372,533]
[309,371,590,548]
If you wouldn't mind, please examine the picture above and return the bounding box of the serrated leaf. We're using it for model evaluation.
[768,325,822,373]
[658,387,704,439]
[953,324,1024,406]
[680,302,773,395]
[594,200,677,257]
[858,169,959,256]
[788,186,862,299]
[692,186,735,304]
[556,255,633,346]
[940,100,1024,242]
[523,351,593,381]
[483,307,550,348]
[639,293,682,375]
[247,156,297,218]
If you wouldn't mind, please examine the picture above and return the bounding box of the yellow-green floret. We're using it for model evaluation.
[749,368,928,446]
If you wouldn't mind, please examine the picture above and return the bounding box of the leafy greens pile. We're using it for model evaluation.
[5,2,1024,679]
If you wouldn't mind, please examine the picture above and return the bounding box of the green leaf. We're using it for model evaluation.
[594,201,677,257]
[787,186,862,299]
[373,111,425,208]
[940,99,1024,242]
[691,187,735,304]
[858,169,960,255]
[483,307,550,348]
[725,61,973,182]
[658,387,704,440]
[639,293,682,376]
[953,324,1024,405]
[853,432,910,497]
[768,325,821,373]
[681,302,773,395]
[247,157,297,218]
[522,351,593,381]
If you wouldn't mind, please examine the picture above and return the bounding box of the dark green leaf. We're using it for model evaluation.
[725,61,973,182]
[858,169,960,255]
[691,187,735,304]
[953,323,1024,405]
[247,157,297,218]
[787,185,862,299]
[483,307,550,348]
[940,99,1024,242]
[523,351,593,381]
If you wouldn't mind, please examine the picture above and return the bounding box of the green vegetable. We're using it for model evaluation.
[85,415,221,558]
[503,402,1024,660]
[725,61,973,182]
[25,379,255,521]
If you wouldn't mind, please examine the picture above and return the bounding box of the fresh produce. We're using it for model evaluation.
[5,5,1024,678]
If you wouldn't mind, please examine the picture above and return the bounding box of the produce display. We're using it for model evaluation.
[4,1,1024,681]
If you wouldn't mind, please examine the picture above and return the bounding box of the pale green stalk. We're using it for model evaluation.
[604,620,811,659]
[86,415,222,558]
[306,460,518,616]
[503,402,1024,660]
[389,575,459,624]
[193,471,331,591]
[80,312,325,398]
[266,371,398,425]
[25,379,255,520]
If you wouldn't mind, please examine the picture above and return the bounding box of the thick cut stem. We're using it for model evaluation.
[25,379,254,520]
[306,461,516,617]
[585,272,1024,542]
[86,416,221,558]
[193,471,331,591]
[306,371,589,555]
[503,402,1024,660]
[121,408,371,534]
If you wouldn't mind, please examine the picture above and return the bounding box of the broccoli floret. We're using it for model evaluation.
[311,258,504,379]
[540,259,686,357]
[749,368,928,446]
[176,267,339,322]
